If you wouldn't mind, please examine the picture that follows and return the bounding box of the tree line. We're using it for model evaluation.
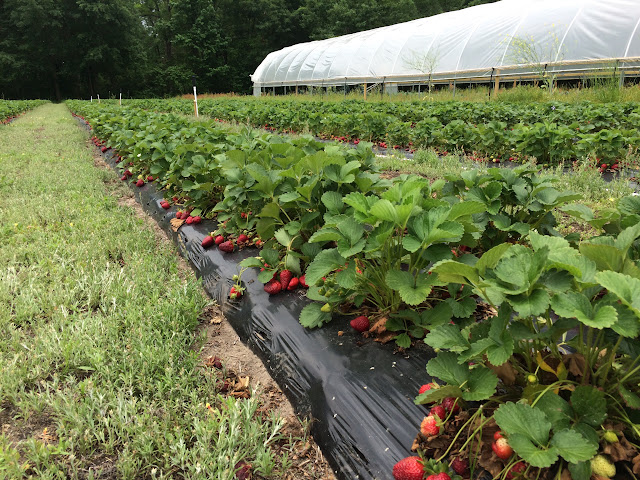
[0,0,497,100]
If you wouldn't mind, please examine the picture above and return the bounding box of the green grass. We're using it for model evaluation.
[0,104,300,479]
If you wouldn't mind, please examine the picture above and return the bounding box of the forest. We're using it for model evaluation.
[0,0,497,100]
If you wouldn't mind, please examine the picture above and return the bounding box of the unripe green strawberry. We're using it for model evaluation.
[590,455,615,478]
[320,303,331,313]
[603,430,618,443]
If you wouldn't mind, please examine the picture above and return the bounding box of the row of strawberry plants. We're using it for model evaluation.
[0,99,47,124]
[68,101,640,480]
[126,97,640,166]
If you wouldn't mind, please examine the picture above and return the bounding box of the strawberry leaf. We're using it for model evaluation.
[568,461,591,480]
[595,271,640,318]
[305,248,345,286]
[570,386,606,427]
[426,351,469,386]
[619,384,640,409]
[385,270,435,306]
[507,288,550,317]
[464,367,498,401]
[299,303,331,329]
[508,433,558,468]
[424,324,469,352]
[551,429,598,464]
[551,292,617,329]
[494,402,551,446]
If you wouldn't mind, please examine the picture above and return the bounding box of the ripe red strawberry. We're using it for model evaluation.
[215,235,225,245]
[430,405,446,421]
[492,437,513,460]
[124,169,132,177]
[419,383,435,395]
[147,175,154,181]
[506,461,526,480]
[279,270,293,290]
[494,431,504,440]
[192,216,201,224]
[264,279,282,295]
[350,315,370,332]
[101,146,108,152]
[229,286,242,299]
[392,457,424,480]
[426,474,451,480]
[161,201,170,209]
[120,174,127,181]
[186,216,194,225]
[211,356,223,369]
[287,277,299,291]
[202,236,214,248]
[299,275,308,288]
[442,397,460,413]
[237,234,249,243]
[234,460,251,480]
[451,457,469,475]
[135,179,144,187]
[420,415,440,436]
[219,240,234,253]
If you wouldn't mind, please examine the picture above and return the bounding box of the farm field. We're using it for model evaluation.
[121,94,640,169]
[0,103,333,480]
[66,98,640,480]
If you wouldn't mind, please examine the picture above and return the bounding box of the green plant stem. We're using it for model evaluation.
[435,406,491,463]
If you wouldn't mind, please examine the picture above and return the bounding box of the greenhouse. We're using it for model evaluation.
[251,0,640,95]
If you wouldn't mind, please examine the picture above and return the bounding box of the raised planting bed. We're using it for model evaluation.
[72,103,640,480]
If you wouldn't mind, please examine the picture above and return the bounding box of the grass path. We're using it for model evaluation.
[0,104,295,479]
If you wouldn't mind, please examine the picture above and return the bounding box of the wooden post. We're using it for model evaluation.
[295,85,299,95]
[364,82,367,100]
[493,69,500,97]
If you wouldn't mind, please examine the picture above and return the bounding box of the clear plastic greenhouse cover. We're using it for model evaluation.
[251,0,640,87]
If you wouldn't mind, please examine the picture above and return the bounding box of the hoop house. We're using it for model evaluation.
[251,0,640,94]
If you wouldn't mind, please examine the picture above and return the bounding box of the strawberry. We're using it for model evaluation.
[147,175,154,181]
[264,279,282,295]
[506,461,526,480]
[494,431,504,441]
[161,201,170,210]
[590,455,615,478]
[492,437,513,460]
[451,457,469,475]
[237,234,249,243]
[442,397,460,413]
[176,211,184,219]
[135,179,144,187]
[124,169,132,177]
[419,383,436,395]
[392,457,424,480]
[350,315,370,332]
[202,236,214,248]
[186,216,194,225]
[215,235,225,245]
[192,216,201,224]
[429,405,446,421]
[211,356,223,369]
[234,460,251,480]
[229,286,242,299]
[279,270,293,290]
[287,277,299,291]
[299,275,308,288]
[420,415,440,436]
[120,174,127,181]
[426,474,450,480]
[101,146,108,152]
[219,240,234,253]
